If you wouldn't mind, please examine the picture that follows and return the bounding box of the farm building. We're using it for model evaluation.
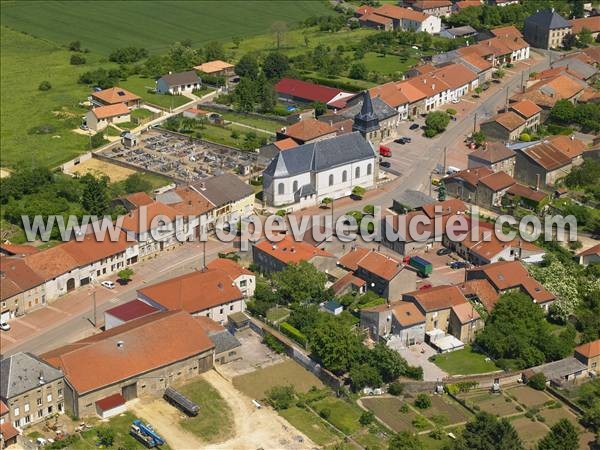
[275,78,354,108]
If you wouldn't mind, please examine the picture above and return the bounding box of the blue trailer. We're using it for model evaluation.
[130,420,165,448]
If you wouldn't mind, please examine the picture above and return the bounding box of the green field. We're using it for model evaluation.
[429,346,499,375]
[120,76,192,110]
[280,406,341,446]
[1,1,332,55]
[311,396,363,435]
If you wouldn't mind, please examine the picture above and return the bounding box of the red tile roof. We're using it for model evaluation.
[273,138,299,151]
[459,279,500,313]
[0,422,19,442]
[95,393,126,411]
[506,183,547,202]
[575,339,600,358]
[510,99,542,118]
[446,166,494,188]
[570,16,600,34]
[91,87,140,105]
[404,285,468,312]
[0,401,9,416]
[42,311,214,394]
[138,269,242,314]
[432,63,478,90]
[275,78,347,104]
[521,141,573,170]
[455,0,483,9]
[490,25,522,39]
[0,243,39,256]
[90,103,130,120]
[578,243,600,257]
[469,142,516,164]
[547,135,587,159]
[254,234,333,265]
[206,258,253,279]
[420,199,467,219]
[281,118,337,143]
[105,299,158,322]
[373,4,429,22]
[392,301,426,327]
[489,111,526,131]
[359,12,393,25]
[168,186,214,217]
[126,192,154,207]
[0,257,44,301]
[338,247,403,281]
[194,60,234,74]
[23,246,79,280]
[120,201,179,233]
[478,171,516,192]
[451,301,480,324]
[331,272,367,295]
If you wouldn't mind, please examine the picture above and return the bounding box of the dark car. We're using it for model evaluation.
[402,136,412,143]
[436,248,452,256]
[450,261,469,269]
[409,123,420,130]
[394,138,406,144]
[379,161,391,168]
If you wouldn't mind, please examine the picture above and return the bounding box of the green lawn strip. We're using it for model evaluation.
[203,108,283,133]
[193,122,271,149]
[429,345,499,375]
[279,406,341,446]
[176,378,234,443]
[361,51,417,75]
[353,428,390,450]
[310,396,363,435]
[120,76,190,109]
[266,306,291,323]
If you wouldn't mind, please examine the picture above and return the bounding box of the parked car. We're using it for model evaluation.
[419,283,432,291]
[0,322,10,331]
[101,280,116,289]
[450,261,469,269]
[452,98,460,104]
[409,123,420,130]
[436,248,452,256]
[394,138,406,144]
[379,161,391,168]
[379,145,392,157]
[401,136,412,143]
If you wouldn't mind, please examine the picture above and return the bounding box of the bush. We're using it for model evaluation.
[405,365,423,380]
[38,81,52,91]
[519,132,531,142]
[267,385,296,410]
[528,372,547,391]
[263,333,286,354]
[319,407,332,419]
[280,322,308,347]
[360,410,375,425]
[399,403,410,413]
[414,393,432,409]
[96,427,114,447]
[446,108,457,115]
[70,54,86,65]
[388,381,404,396]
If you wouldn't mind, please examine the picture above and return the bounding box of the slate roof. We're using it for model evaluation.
[0,352,63,399]
[339,95,398,122]
[552,57,598,80]
[191,174,253,207]
[444,26,478,37]
[525,9,571,30]
[393,190,436,210]
[195,317,241,354]
[469,142,516,164]
[159,71,201,88]
[263,132,375,179]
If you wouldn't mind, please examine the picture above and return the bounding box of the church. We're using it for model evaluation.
[262,92,380,209]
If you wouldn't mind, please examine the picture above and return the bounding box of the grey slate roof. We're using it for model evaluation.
[263,132,376,179]
[159,71,201,88]
[208,330,241,355]
[525,9,571,30]
[156,190,184,205]
[0,353,63,399]
[552,57,598,80]
[191,174,254,207]
[528,357,587,382]
[444,26,477,37]
[393,190,436,210]
[339,96,398,122]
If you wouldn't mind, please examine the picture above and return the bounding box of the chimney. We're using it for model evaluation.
[117,340,125,349]
[217,282,224,290]
[38,372,45,385]
[432,83,435,90]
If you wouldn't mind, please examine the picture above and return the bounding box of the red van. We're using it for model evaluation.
[379,145,392,157]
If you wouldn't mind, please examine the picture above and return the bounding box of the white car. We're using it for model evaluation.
[0,322,10,331]
[451,98,460,104]
[101,280,115,289]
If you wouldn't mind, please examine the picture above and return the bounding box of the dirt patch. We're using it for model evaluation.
[419,395,471,425]
[361,397,423,432]
[507,386,552,408]
[462,392,520,416]
[65,158,137,182]
[511,416,549,448]
[541,406,582,429]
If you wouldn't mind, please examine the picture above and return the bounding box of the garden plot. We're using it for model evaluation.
[510,416,549,449]
[361,397,429,433]
[506,386,553,409]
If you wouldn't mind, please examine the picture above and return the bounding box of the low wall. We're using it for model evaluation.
[60,151,94,172]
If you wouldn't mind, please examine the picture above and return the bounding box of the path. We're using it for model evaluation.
[201,370,315,450]
[227,119,276,135]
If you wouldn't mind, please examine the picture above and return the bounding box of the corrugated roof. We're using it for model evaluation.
[105,299,158,322]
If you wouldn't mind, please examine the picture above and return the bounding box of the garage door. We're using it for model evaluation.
[1,310,11,322]
[121,383,138,401]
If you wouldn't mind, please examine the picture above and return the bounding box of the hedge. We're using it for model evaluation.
[280,322,308,347]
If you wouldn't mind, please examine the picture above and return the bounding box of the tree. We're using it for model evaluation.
[96,427,114,447]
[70,54,86,65]
[537,419,579,450]
[389,431,423,450]
[38,81,52,91]
[563,33,577,50]
[68,40,81,52]
[309,315,365,373]
[424,111,450,137]
[124,173,152,194]
[233,77,257,112]
[472,131,486,146]
[204,41,225,61]
[266,385,295,410]
[437,181,446,202]
[449,412,522,450]
[257,73,276,112]
[117,268,134,283]
[359,410,375,426]
[273,261,328,304]
[350,363,382,390]
[352,186,366,199]
[550,99,576,124]
[321,197,333,208]
[527,372,546,390]
[349,62,368,80]
[263,52,289,80]
[414,393,432,409]
[572,0,585,18]
[81,174,110,216]
[369,343,409,382]
[578,28,593,47]
[311,101,327,116]
[388,381,404,396]
[271,21,288,50]
[235,54,259,79]
[109,47,148,64]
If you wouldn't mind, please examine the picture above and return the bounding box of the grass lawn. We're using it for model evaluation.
[73,412,173,450]
[177,378,234,443]
[280,406,340,446]
[207,109,283,133]
[311,396,363,435]
[430,346,499,375]
[362,397,427,433]
[193,122,271,149]
[361,52,417,75]
[0,26,105,168]
[1,1,332,55]
[120,76,191,110]
[131,108,155,120]
[233,359,323,400]
[353,429,389,450]
[266,306,291,323]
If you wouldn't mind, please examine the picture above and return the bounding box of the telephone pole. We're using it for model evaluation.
[91,290,97,328]
[473,112,477,134]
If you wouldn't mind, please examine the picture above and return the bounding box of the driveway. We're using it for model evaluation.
[388,341,448,382]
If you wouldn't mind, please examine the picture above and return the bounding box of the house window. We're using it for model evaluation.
[37,410,43,418]
[24,415,30,424]
[342,170,348,182]
[24,404,29,413]
[37,398,42,406]
[278,183,284,195]
[293,181,298,192]
[367,163,372,176]
[219,308,224,314]
[329,174,334,186]
[47,394,52,402]
[58,389,63,397]
[230,304,234,311]
[240,280,247,287]
[14,420,20,428]
[355,167,360,178]
[47,406,53,414]
[13,407,19,417]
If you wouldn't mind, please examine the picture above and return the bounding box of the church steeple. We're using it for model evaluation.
[352,91,380,137]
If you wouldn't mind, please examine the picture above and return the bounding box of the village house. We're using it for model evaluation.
[1,399,19,448]
[85,103,131,132]
[156,71,201,95]
[331,272,367,296]
[356,4,441,34]
[480,111,527,142]
[41,311,214,418]
[360,301,426,345]
[576,243,600,266]
[206,258,255,298]
[513,140,575,187]
[546,135,588,166]
[453,0,483,12]
[570,16,600,39]
[155,185,214,239]
[252,234,337,274]
[444,166,517,208]
[90,87,141,109]
[358,11,394,31]
[468,142,517,176]
[391,190,436,214]
[338,247,416,300]
[193,60,235,78]
[277,118,338,145]
[104,299,159,330]
[1,257,46,322]
[510,99,542,131]
[274,78,354,109]
[411,0,452,17]
[512,73,587,112]
[0,353,65,429]
[114,191,155,212]
[459,278,500,314]
[262,132,377,208]
[550,56,599,82]
[466,260,555,311]
[490,0,519,6]
[194,316,241,365]
[503,182,548,210]
[523,9,572,49]
[574,339,600,373]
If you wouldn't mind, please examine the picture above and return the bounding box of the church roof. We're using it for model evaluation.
[353,91,380,134]
[263,132,375,179]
